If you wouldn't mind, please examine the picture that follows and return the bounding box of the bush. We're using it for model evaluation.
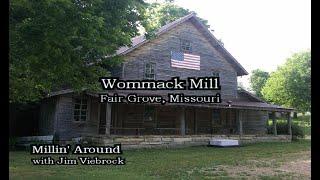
[267,122,305,138]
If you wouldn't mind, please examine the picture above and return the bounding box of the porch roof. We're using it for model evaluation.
[150,100,294,112]
[92,90,294,113]
[47,89,294,112]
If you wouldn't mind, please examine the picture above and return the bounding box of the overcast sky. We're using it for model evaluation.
[150,0,311,88]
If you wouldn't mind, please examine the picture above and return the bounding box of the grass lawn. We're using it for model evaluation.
[9,140,310,180]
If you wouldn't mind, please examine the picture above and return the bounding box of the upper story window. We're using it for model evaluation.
[212,72,220,77]
[144,62,155,80]
[74,97,88,122]
[180,39,192,53]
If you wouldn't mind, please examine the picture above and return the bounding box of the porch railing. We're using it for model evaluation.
[111,128,145,136]
[110,128,182,135]
[109,127,238,136]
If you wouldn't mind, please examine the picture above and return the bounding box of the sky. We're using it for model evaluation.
[149,0,311,89]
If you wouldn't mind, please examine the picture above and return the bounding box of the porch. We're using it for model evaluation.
[78,134,292,149]
[96,103,293,137]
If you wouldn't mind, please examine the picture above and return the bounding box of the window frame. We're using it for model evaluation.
[73,97,89,122]
[180,39,192,53]
[144,62,156,80]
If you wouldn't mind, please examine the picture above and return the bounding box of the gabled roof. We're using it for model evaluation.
[116,12,248,76]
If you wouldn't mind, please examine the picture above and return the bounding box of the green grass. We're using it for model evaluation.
[9,140,310,180]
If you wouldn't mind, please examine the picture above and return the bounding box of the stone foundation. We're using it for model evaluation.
[73,134,292,150]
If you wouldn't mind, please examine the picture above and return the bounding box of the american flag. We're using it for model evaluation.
[171,51,200,70]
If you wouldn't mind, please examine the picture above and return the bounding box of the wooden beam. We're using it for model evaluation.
[194,108,197,135]
[287,112,292,137]
[105,103,112,136]
[272,112,277,136]
[180,108,186,135]
[238,110,243,136]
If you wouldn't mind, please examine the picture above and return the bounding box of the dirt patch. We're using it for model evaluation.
[189,151,311,179]
[279,159,310,177]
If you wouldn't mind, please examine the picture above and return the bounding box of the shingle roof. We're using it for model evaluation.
[47,88,293,112]
[231,89,294,112]
[116,13,195,55]
[116,12,248,76]
[99,89,293,112]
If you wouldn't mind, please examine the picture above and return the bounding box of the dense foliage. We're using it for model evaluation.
[143,1,209,38]
[9,0,146,103]
[9,0,210,103]
[267,121,305,138]
[261,51,311,112]
[249,69,269,99]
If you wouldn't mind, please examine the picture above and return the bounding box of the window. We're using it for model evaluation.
[144,106,155,121]
[212,72,220,77]
[212,109,221,125]
[73,97,88,122]
[144,62,155,80]
[180,39,192,53]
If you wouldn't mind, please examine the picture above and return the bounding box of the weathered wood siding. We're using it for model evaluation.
[241,110,268,134]
[185,108,195,134]
[109,105,246,135]
[53,94,100,140]
[195,108,212,134]
[119,19,238,99]
[39,97,57,136]
[122,104,144,128]
[157,106,179,128]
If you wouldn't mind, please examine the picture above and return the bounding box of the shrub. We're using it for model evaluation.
[267,122,305,138]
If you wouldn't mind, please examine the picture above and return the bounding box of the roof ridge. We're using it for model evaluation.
[116,13,196,55]
[116,12,248,76]
[156,12,196,35]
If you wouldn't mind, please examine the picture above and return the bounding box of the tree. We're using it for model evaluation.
[249,69,270,99]
[261,51,311,112]
[9,0,211,104]
[9,0,147,103]
[143,1,209,38]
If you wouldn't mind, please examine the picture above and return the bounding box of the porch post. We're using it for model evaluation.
[272,112,277,136]
[105,103,112,136]
[287,112,292,137]
[194,108,197,135]
[179,107,186,135]
[238,110,243,136]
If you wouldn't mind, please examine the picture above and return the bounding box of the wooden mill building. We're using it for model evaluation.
[35,13,293,147]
